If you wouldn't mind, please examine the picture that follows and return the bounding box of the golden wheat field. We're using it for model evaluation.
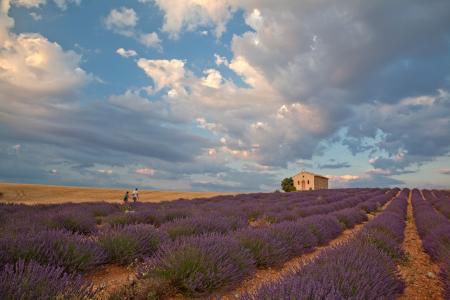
[0,182,234,204]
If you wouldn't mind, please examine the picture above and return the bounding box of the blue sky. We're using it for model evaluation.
[0,0,449,191]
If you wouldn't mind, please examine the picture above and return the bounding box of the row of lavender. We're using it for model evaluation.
[424,189,450,220]
[114,189,398,298]
[243,188,409,299]
[0,188,382,236]
[0,189,390,274]
[414,189,450,299]
[0,189,395,298]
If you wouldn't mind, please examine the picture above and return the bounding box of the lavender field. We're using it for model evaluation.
[0,188,449,299]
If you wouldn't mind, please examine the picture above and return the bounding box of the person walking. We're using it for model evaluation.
[132,188,139,203]
[123,191,129,204]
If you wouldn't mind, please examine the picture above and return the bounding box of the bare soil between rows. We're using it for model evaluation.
[397,192,444,300]
[86,265,136,299]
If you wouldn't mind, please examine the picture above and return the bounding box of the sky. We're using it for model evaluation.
[0,0,449,192]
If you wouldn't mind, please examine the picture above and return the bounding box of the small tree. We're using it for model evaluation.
[281,177,296,192]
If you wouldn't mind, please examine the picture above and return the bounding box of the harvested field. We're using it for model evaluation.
[0,182,233,204]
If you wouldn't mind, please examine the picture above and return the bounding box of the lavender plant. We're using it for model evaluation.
[138,234,255,296]
[243,192,408,300]
[234,227,289,267]
[98,224,168,265]
[0,229,106,273]
[0,260,96,300]
[413,189,450,297]
[161,215,247,239]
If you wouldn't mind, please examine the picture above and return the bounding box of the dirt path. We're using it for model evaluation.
[397,191,444,300]
[85,265,136,299]
[215,195,397,299]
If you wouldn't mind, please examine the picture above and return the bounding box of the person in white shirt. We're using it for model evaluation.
[132,188,139,203]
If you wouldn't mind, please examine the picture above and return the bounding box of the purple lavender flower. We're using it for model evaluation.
[0,260,96,300]
[98,224,168,265]
[161,215,247,239]
[0,229,106,273]
[138,234,255,296]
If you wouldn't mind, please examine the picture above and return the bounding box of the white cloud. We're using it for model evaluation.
[105,8,163,51]
[400,95,436,106]
[135,167,155,176]
[104,7,138,36]
[228,56,266,88]
[0,33,89,95]
[367,168,391,175]
[196,117,218,131]
[116,48,137,58]
[53,0,80,10]
[153,0,235,38]
[109,89,169,116]
[97,169,113,175]
[138,32,162,51]
[214,53,228,66]
[29,12,42,20]
[137,58,185,92]
[245,8,263,31]
[201,69,222,89]
[11,0,81,10]
[328,174,360,182]
[0,0,90,121]
[11,0,45,8]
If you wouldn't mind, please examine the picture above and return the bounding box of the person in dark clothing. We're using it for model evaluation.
[123,191,129,204]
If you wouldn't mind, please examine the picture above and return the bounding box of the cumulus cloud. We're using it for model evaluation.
[11,0,80,10]
[0,1,210,188]
[138,32,162,50]
[214,53,228,66]
[105,7,162,51]
[153,0,235,38]
[0,0,90,122]
[116,48,137,58]
[11,0,45,8]
[150,0,450,174]
[0,33,89,95]
[104,7,138,36]
[201,69,222,89]
[53,0,81,10]
[137,58,186,92]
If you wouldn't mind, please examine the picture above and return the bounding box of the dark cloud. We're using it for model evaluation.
[317,161,351,169]
[330,174,405,189]
[191,170,278,192]
[0,99,210,164]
